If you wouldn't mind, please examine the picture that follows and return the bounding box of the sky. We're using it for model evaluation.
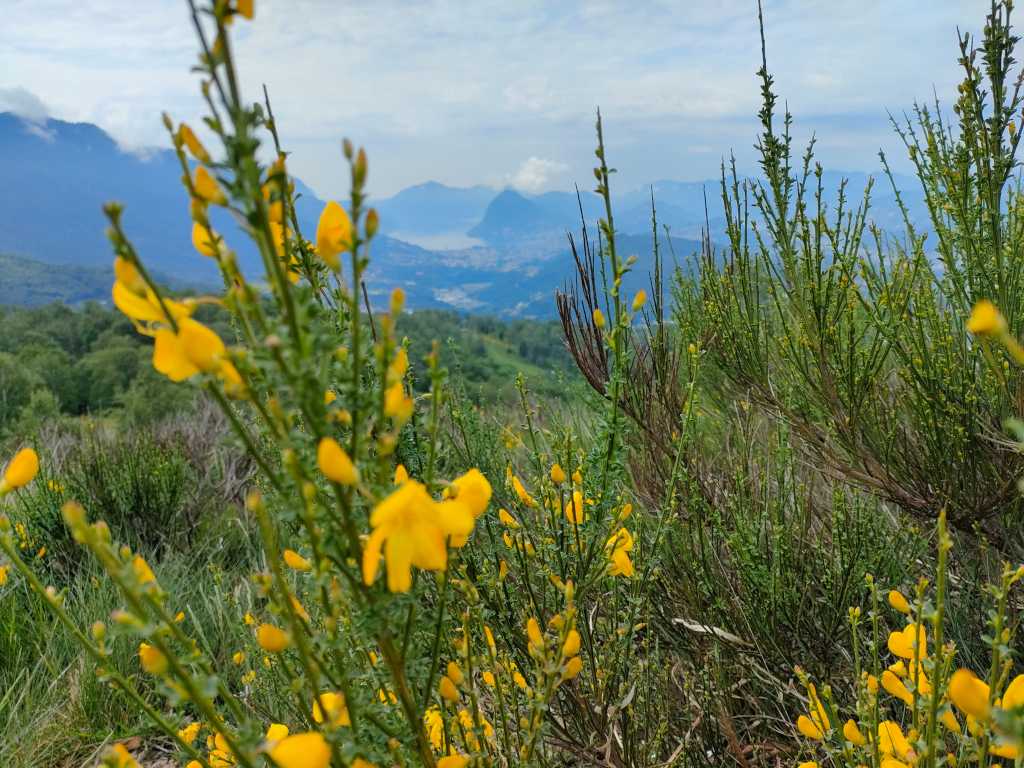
[0,1,981,199]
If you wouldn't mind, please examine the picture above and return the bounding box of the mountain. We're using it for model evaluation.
[372,181,493,236]
[0,111,932,318]
[0,252,111,306]
[469,189,565,241]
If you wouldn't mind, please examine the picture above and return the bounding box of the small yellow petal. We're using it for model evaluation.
[317,437,359,485]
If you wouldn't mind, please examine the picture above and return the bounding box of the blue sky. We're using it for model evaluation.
[0,1,978,198]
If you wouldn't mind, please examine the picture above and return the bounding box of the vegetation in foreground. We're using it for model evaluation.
[5,2,1024,768]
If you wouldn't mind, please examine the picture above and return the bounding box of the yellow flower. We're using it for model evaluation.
[940,708,961,733]
[511,474,537,507]
[632,289,647,312]
[446,661,464,686]
[441,469,492,547]
[103,744,140,768]
[512,669,528,690]
[564,490,587,524]
[888,589,911,614]
[351,760,377,768]
[843,719,865,745]
[265,723,289,744]
[527,616,544,650]
[268,733,330,768]
[990,740,1020,760]
[878,720,912,760]
[445,468,492,519]
[394,464,409,484]
[1002,674,1024,710]
[605,527,635,577]
[236,0,254,20]
[312,692,351,727]
[324,389,336,405]
[550,463,566,484]
[192,221,219,258]
[0,566,8,586]
[362,480,474,592]
[482,670,496,686]
[384,381,414,424]
[317,437,359,486]
[592,307,605,328]
[439,675,459,703]
[798,763,818,768]
[112,278,192,327]
[178,123,210,163]
[498,508,519,528]
[561,655,583,682]
[424,706,444,750]
[138,642,168,674]
[232,651,245,665]
[151,318,240,394]
[949,668,991,720]
[114,256,145,293]
[315,201,353,270]
[1,448,39,493]
[132,555,156,585]
[388,347,409,383]
[256,623,290,653]
[967,299,1007,337]
[887,623,927,660]
[283,549,312,572]
[865,673,879,694]
[437,756,469,768]
[881,670,914,706]
[796,714,823,740]
[193,166,226,205]
[562,629,581,658]
[178,722,201,746]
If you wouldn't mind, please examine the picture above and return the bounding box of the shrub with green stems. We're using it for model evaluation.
[688,0,1024,554]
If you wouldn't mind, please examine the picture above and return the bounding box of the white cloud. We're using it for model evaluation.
[508,157,569,193]
[0,86,49,123]
[0,0,983,196]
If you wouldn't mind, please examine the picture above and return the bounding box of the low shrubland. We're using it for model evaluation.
[4,1,1024,767]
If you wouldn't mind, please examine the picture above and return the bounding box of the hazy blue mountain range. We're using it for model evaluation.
[0,111,930,316]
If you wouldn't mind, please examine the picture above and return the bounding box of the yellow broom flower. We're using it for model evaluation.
[283,549,312,572]
[967,299,1006,337]
[315,201,352,270]
[887,590,911,614]
[317,437,359,486]
[362,480,474,592]
[256,623,290,653]
[267,733,330,768]
[138,642,168,674]
[1,448,39,493]
[949,669,991,720]
[193,166,226,205]
[312,692,350,727]
[843,719,865,745]
[881,669,914,706]
[178,123,210,163]
[192,221,219,258]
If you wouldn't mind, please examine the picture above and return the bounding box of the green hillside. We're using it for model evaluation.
[0,252,112,306]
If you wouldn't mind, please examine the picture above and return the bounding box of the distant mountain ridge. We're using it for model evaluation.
[0,111,930,316]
